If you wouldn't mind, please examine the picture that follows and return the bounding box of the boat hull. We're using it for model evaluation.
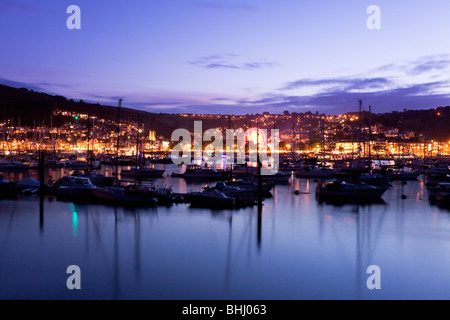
[316,188,387,198]
[188,192,236,208]
[316,180,388,199]
[120,168,165,180]
[92,187,158,206]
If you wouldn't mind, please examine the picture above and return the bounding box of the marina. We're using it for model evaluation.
[1,158,450,300]
[2,0,450,305]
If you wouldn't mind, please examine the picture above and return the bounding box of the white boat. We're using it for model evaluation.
[55,176,98,200]
[316,180,387,198]
[71,171,115,187]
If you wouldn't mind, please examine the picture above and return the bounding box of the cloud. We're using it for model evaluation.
[408,56,450,75]
[189,54,278,70]
[211,97,233,101]
[281,77,392,91]
[242,81,450,114]
[373,55,450,76]
[273,55,450,114]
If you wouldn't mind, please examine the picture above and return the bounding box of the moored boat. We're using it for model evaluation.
[204,181,256,198]
[71,170,115,187]
[64,160,101,170]
[187,189,236,208]
[228,179,274,193]
[120,167,165,180]
[54,176,99,200]
[260,171,292,182]
[389,168,420,181]
[91,186,158,207]
[172,164,232,181]
[316,180,388,198]
[15,177,41,194]
[295,166,335,178]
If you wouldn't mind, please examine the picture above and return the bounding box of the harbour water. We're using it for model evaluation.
[1,164,450,300]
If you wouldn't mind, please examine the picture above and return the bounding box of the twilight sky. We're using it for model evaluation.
[1,0,450,115]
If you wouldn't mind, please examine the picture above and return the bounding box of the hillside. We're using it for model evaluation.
[1,84,449,140]
[0,84,234,138]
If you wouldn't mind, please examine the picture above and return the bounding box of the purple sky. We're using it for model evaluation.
[1,0,450,115]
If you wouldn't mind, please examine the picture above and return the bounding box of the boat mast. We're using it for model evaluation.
[134,115,141,186]
[358,99,363,160]
[320,116,325,165]
[87,111,91,171]
[257,119,262,207]
[115,99,122,187]
[51,114,56,161]
[368,105,372,164]
[256,119,262,248]
[228,116,233,183]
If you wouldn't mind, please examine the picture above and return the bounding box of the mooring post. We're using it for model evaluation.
[39,151,45,193]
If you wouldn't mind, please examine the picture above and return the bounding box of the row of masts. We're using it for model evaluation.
[286,100,440,162]
[0,100,444,164]
[1,101,146,162]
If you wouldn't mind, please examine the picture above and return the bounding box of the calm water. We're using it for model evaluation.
[1,165,450,300]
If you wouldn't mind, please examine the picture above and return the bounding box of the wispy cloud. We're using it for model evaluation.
[373,54,450,76]
[189,54,278,70]
[281,77,392,91]
[271,54,450,113]
[408,56,450,75]
[211,97,234,101]
[241,81,450,114]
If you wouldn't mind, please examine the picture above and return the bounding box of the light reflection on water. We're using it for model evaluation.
[1,166,450,299]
